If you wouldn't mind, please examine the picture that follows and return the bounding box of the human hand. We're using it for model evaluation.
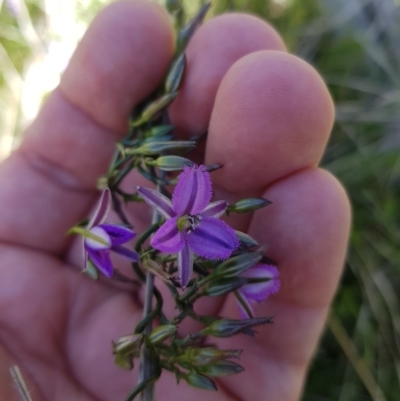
[0,1,350,400]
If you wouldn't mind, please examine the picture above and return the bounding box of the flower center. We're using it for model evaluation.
[177,214,202,233]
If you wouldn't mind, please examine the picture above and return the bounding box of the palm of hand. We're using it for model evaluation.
[0,1,350,401]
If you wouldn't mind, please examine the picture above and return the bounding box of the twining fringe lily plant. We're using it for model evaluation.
[69,4,280,401]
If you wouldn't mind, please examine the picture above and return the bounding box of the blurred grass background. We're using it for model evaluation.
[1,0,400,400]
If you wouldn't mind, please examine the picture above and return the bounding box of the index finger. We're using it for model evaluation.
[0,0,174,253]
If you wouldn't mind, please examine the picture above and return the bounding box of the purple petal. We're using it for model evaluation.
[151,217,185,253]
[185,217,239,260]
[172,165,212,216]
[111,245,140,262]
[99,224,135,246]
[86,247,113,277]
[240,264,280,302]
[88,188,111,229]
[85,226,111,250]
[201,200,228,218]
[178,244,193,289]
[137,187,175,219]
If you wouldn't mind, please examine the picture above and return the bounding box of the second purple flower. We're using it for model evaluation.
[137,165,238,288]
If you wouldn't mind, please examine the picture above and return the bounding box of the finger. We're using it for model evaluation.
[206,50,335,194]
[215,168,351,401]
[169,13,286,136]
[0,0,174,253]
[152,13,286,333]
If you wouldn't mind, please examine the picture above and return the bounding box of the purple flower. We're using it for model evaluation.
[137,165,238,288]
[82,188,139,277]
[236,264,280,318]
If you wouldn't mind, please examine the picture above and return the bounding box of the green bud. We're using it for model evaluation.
[200,317,274,338]
[165,54,186,93]
[235,230,259,248]
[131,93,178,127]
[215,250,264,277]
[204,277,249,297]
[125,141,196,155]
[146,155,193,171]
[177,3,211,53]
[146,125,174,137]
[182,372,217,391]
[184,347,242,366]
[114,354,133,370]
[198,360,244,377]
[228,198,272,213]
[148,324,177,344]
[112,333,144,356]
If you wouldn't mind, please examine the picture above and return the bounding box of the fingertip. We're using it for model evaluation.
[251,167,351,307]
[169,12,286,135]
[207,50,335,192]
[61,0,175,133]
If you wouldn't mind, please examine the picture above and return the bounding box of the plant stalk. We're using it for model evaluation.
[138,177,163,401]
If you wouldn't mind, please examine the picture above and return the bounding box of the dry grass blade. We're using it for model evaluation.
[9,365,33,401]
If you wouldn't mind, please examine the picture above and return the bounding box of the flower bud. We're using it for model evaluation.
[235,231,259,248]
[114,354,134,370]
[112,333,144,356]
[177,3,211,53]
[165,54,186,93]
[200,317,274,338]
[147,155,193,171]
[184,347,241,366]
[125,141,196,155]
[228,198,272,213]
[146,125,174,138]
[131,93,178,127]
[215,250,264,277]
[204,277,249,297]
[198,360,244,377]
[148,324,177,344]
[182,372,217,391]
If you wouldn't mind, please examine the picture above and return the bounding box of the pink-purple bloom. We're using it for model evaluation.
[83,188,139,277]
[237,264,280,318]
[137,165,239,288]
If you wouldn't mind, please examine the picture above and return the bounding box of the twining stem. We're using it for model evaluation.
[138,176,164,401]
